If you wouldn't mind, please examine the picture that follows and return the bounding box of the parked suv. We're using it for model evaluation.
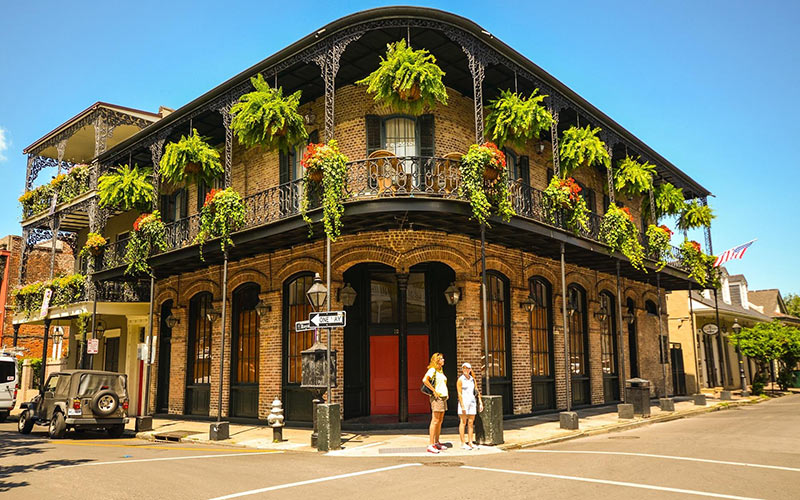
[0,352,18,422]
[18,370,129,438]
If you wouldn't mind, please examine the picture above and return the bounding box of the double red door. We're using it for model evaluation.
[369,335,429,415]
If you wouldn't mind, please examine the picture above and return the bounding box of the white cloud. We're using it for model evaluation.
[0,128,8,162]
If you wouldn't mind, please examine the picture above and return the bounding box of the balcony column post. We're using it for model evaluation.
[149,137,166,211]
[18,228,29,286]
[311,34,361,142]
[463,46,486,144]
[94,111,108,158]
[217,99,234,188]
[49,215,60,280]
[605,145,615,206]
[649,188,657,225]
[24,154,33,192]
[56,140,67,177]
[548,106,560,178]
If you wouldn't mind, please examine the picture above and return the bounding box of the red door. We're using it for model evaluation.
[407,335,430,414]
[369,336,398,415]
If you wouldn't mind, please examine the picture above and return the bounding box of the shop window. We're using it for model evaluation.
[529,277,552,377]
[285,274,314,384]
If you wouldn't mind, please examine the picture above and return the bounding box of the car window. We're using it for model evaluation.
[0,360,14,383]
[45,375,59,392]
[77,374,127,398]
[55,375,71,398]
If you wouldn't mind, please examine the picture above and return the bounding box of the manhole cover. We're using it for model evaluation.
[423,461,464,467]
[153,430,195,442]
[608,435,640,440]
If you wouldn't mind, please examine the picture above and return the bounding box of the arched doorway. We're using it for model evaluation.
[568,285,590,406]
[230,283,260,418]
[186,292,213,416]
[343,262,457,421]
[599,291,619,402]
[627,298,639,378]
[283,273,315,422]
[485,271,513,415]
[529,277,555,411]
[156,300,173,414]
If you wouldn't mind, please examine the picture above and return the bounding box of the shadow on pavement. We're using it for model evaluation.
[0,430,93,493]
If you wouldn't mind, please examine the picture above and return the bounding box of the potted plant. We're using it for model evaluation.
[558,125,610,177]
[646,224,673,271]
[194,187,247,259]
[79,232,108,258]
[230,74,308,151]
[98,164,155,211]
[299,140,349,240]
[458,142,514,226]
[599,204,646,271]
[124,211,168,276]
[677,200,714,230]
[542,176,589,234]
[642,181,685,223]
[614,156,655,199]
[679,239,719,287]
[356,39,448,115]
[160,129,223,185]
[485,89,553,149]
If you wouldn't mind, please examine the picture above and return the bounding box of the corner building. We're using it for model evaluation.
[27,8,714,424]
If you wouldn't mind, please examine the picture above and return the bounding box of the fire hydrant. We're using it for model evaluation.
[267,398,285,443]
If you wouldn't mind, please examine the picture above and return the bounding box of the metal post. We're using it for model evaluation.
[737,348,748,396]
[560,242,571,411]
[480,224,490,395]
[40,319,51,390]
[12,324,19,347]
[143,275,155,416]
[615,261,626,401]
[218,251,229,423]
[89,291,98,370]
[657,273,668,397]
[397,273,409,422]
[688,282,700,393]
[712,288,727,386]
[326,235,331,405]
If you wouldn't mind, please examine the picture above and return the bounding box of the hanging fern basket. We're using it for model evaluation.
[483,165,501,181]
[184,162,201,174]
[398,83,421,102]
[307,168,323,183]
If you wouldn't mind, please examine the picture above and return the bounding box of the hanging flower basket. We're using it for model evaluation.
[194,188,246,259]
[184,162,201,174]
[124,211,168,276]
[458,142,514,226]
[299,140,349,240]
[79,232,108,259]
[542,176,589,234]
[398,83,422,102]
[485,89,553,149]
[646,224,673,271]
[160,129,223,186]
[559,125,610,178]
[600,204,645,271]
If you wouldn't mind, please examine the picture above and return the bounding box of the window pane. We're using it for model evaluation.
[371,273,398,324]
[189,293,213,385]
[601,293,617,375]
[407,272,426,323]
[530,279,551,377]
[484,274,507,377]
[287,275,313,384]
[568,287,587,376]
[385,118,416,157]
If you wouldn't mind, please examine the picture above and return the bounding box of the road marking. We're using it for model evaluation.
[208,463,422,499]
[56,442,277,453]
[326,441,386,455]
[57,451,279,469]
[519,450,800,473]
[462,465,763,500]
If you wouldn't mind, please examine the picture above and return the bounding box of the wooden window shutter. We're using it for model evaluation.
[180,188,188,219]
[365,115,381,155]
[584,188,596,213]
[519,155,530,185]
[547,168,554,181]
[160,194,172,222]
[603,195,610,214]
[279,151,290,185]
[418,114,435,157]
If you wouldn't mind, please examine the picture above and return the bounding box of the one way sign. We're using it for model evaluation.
[309,311,346,328]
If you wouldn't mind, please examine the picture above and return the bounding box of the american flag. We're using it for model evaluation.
[713,239,756,268]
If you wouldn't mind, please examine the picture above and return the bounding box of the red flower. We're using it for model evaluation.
[204,188,220,207]
[482,142,506,168]
[133,213,150,232]
[690,241,701,252]
[659,225,673,236]
[621,207,633,221]
[301,143,324,169]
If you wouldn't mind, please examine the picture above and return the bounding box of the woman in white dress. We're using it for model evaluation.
[456,362,482,450]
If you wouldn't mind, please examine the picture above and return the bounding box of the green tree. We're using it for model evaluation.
[783,293,800,318]
[729,320,800,394]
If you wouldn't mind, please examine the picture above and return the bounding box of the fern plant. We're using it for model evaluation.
[614,156,655,198]
[356,39,448,115]
[194,188,246,259]
[677,200,714,230]
[299,140,349,240]
[642,182,685,223]
[230,74,308,152]
[600,204,646,271]
[124,211,168,276]
[160,129,223,186]
[97,164,154,211]
[485,89,553,149]
[559,125,610,177]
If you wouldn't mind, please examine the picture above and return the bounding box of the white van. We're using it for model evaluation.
[0,352,18,422]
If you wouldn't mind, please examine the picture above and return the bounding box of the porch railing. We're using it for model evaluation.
[94,155,690,274]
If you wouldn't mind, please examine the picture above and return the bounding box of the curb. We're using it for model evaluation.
[499,396,769,451]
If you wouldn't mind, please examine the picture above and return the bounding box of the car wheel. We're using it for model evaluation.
[18,409,34,434]
[91,389,119,417]
[107,424,125,438]
[48,412,67,439]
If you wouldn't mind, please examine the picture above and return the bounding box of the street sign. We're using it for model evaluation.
[87,338,99,354]
[309,311,346,328]
[702,323,719,335]
[295,320,314,332]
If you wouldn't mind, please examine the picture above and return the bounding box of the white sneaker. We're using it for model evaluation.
[470,443,480,450]
[427,445,440,454]
[462,444,471,450]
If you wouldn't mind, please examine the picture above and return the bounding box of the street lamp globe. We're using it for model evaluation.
[306,273,328,311]
[339,283,357,307]
[732,319,742,335]
[444,282,461,306]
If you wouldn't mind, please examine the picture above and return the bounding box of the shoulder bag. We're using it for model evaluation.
[421,370,436,396]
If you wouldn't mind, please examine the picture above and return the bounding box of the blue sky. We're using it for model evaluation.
[1,1,797,294]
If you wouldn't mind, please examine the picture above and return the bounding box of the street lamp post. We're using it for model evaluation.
[731,320,749,397]
[305,273,328,447]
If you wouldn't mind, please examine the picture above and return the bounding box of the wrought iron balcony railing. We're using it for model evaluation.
[93,155,690,274]
[20,165,92,220]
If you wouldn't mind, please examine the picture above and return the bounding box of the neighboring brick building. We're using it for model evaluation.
[19,8,716,425]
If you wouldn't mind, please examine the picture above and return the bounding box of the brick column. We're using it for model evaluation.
[510,286,532,414]
[258,290,281,419]
[209,298,231,418]
[456,278,483,389]
[168,305,188,415]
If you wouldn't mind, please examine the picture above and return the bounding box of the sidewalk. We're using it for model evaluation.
[134,392,774,457]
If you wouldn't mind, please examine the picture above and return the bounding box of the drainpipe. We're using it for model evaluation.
[481,224,490,396]
[657,273,668,397]
[615,261,626,401]
[560,242,571,411]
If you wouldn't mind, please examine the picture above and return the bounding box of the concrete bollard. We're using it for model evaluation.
[209,421,230,441]
[267,398,285,443]
[477,395,504,445]
[720,390,733,400]
[135,416,153,432]
[316,403,341,452]
[617,403,634,419]
[693,394,707,405]
[560,411,579,430]
[659,398,675,412]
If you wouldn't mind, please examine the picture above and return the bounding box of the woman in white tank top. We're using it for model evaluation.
[456,362,483,450]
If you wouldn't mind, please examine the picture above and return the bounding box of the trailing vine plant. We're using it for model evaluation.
[18,164,90,217]
[356,39,448,115]
[542,176,589,234]
[677,200,714,230]
[11,274,87,317]
[160,129,223,186]
[97,164,154,211]
[559,125,610,178]
[485,89,553,149]
[646,224,673,271]
[458,142,514,226]
[614,156,655,199]
[124,211,168,276]
[678,239,719,287]
[299,140,349,240]
[194,188,247,259]
[600,204,646,271]
[230,74,308,151]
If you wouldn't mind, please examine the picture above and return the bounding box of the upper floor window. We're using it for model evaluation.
[384,117,416,156]
[281,130,319,184]
[366,115,434,158]
[161,188,187,223]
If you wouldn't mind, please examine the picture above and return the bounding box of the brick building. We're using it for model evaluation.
[17,7,715,424]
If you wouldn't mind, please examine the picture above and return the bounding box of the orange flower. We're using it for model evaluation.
[204,188,220,207]
[690,240,701,252]
[133,213,150,232]
[659,225,673,237]
[621,207,633,221]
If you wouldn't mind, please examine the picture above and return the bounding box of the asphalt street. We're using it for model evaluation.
[1,394,799,500]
